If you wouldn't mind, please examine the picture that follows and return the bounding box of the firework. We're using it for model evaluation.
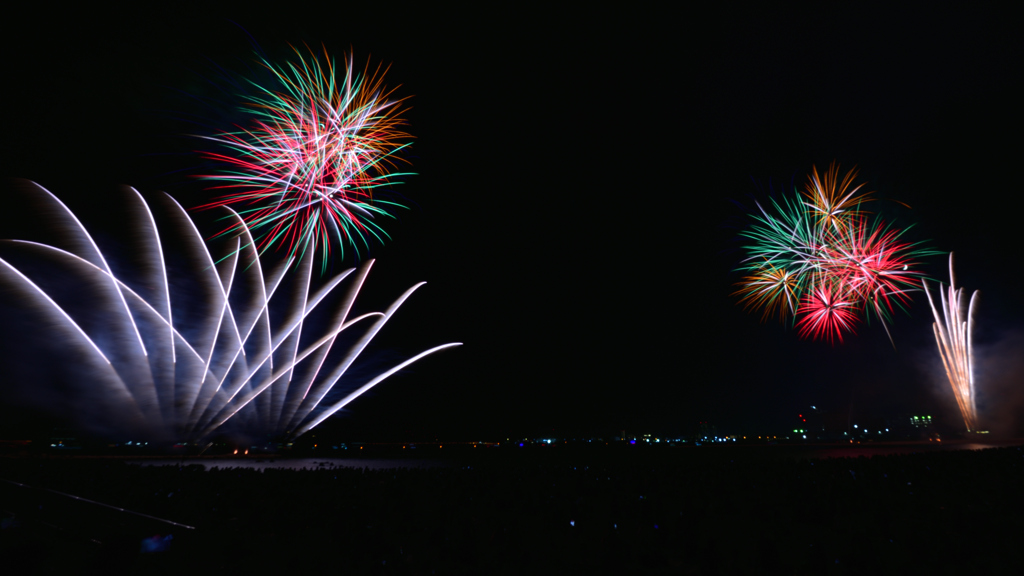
[196,46,413,269]
[795,282,860,344]
[923,253,978,431]
[734,163,937,342]
[802,163,873,233]
[0,182,459,441]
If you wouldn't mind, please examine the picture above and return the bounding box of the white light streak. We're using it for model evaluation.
[923,253,978,432]
[0,182,459,441]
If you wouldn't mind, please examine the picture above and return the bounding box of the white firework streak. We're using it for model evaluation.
[923,253,978,432]
[0,181,460,441]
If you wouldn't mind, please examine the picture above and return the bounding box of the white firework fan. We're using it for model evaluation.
[0,181,459,442]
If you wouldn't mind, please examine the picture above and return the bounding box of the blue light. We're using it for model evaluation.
[629,439,636,445]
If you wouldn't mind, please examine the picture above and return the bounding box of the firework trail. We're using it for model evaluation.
[734,163,938,343]
[196,46,413,270]
[0,182,459,441]
[923,253,978,431]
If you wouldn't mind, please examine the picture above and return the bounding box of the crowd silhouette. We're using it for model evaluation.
[3,445,1023,574]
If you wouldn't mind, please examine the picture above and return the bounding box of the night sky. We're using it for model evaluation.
[1,6,1022,441]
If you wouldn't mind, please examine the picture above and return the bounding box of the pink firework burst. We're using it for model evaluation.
[796,284,860,344]
[822,216,924,325]
[196,46,413,269]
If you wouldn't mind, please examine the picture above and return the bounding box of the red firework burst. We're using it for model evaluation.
[796,283,860,344]
[822,215,924,324]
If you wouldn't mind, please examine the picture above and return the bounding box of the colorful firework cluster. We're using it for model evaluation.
[0,46,462,443]
[734,164,939,343]
[197,46,412,268]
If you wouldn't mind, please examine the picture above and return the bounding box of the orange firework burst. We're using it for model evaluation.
[802,162,873,233]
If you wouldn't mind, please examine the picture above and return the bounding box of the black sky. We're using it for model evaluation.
[1,6,1022,440]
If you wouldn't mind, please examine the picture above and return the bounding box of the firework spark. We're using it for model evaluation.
[196,46,413,269]
[923,253,978,431]
[0,182,459,441]
[802,163,872,233]
[734,163,937,343]
[795,283,860,344]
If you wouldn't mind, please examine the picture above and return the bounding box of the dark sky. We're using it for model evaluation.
[1,6,1022,441]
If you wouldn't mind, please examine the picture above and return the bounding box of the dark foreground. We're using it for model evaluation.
[3,443,1024,574]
